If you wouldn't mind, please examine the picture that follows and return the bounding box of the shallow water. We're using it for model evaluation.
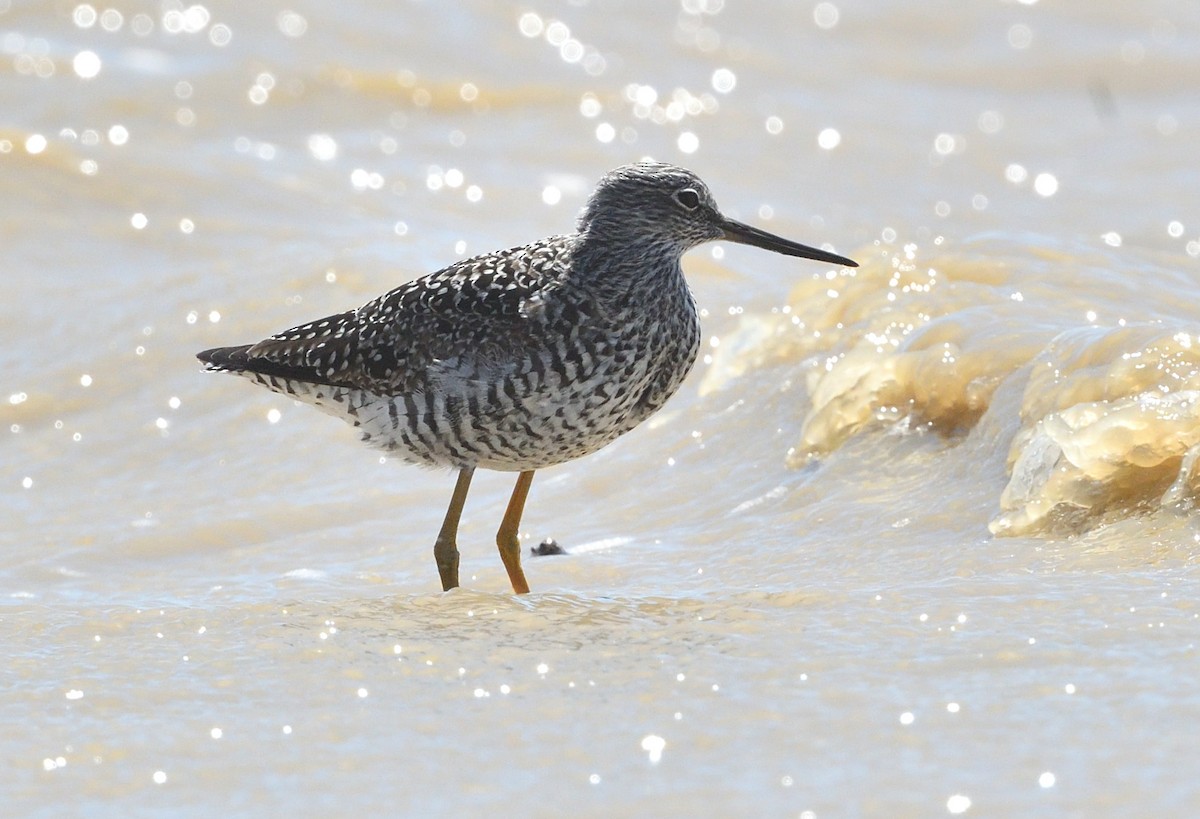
[4,1,1200,816]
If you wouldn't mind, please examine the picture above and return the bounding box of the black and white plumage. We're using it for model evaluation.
[198,161,857,593]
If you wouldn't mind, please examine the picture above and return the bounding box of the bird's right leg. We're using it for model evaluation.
[433,467,474,591]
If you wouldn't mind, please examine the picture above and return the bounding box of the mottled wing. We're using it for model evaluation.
[198,236,575,394]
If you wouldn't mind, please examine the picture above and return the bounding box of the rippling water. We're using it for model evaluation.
[4,1,1200,816]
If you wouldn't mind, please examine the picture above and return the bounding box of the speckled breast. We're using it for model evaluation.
[341,286,702,472]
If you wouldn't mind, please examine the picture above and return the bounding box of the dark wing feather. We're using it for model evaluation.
[197,236,576,393]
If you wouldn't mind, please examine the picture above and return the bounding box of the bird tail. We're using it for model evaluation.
[196,344,349,394]
[196,345,255,373]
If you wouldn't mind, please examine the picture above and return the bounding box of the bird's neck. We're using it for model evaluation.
[571,229,689,305]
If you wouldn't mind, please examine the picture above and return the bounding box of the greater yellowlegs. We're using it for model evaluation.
[198,161,857,593]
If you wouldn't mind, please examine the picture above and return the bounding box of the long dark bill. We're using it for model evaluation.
[720,216,858,268]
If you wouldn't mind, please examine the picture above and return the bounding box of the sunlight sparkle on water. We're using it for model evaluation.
[517,12,605,74]
[627,83,657,108]
[518,12,543,37]
[934,133,960,155]
[1008,24,1032,49]
[1034,173,1058,197]
[248,80,271,105]
[162,5,210,35]
[277,10,307,37]
[73,50,101,78]
[73,4,97,27]
[307,133,337,161]
[129,13,153,36]
[580,94,602,118]
[818,128,841,150]
[352,169,384,190]
[711,68,736,93]
[978,110,1004,133]
[813,2,840,29]
[640,734,666,764]
[545,20,569,46]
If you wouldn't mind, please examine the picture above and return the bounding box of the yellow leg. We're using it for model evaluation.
[434,467,474,592]
[496,470,534,594]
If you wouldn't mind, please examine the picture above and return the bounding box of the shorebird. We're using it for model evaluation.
[198,161,857,593]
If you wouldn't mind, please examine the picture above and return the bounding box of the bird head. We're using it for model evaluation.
[578,161,857,268]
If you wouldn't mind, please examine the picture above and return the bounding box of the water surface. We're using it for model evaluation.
[3,1,1199,816]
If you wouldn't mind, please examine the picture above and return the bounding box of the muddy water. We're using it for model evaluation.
[3,1,1199,816]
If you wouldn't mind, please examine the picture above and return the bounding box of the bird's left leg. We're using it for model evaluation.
[496,470,534,594]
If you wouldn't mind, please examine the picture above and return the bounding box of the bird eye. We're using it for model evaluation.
[674,188,701,210]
